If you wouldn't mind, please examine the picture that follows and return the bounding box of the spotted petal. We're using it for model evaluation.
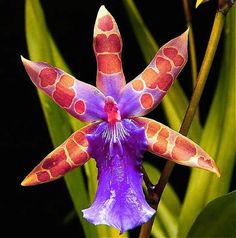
[134,117,220,176]
[21,57,106,122]
[82,119,155,233]
[118,30,188,118]
[21,123,98,186]
[94,6,126,100]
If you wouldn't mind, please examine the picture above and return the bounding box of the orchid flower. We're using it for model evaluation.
[21,6,220,233]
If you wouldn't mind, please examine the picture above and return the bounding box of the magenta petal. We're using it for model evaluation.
[94,6,126,99]
[21,57,106,122]
[118,30,188,118]
[82,119,155,233]
[96,73,125,101]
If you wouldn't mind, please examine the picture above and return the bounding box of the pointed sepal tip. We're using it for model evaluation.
[97,5,109,15]
[212,162,221,178]
[20,55,28,64]
[181,27,190,40]
[20,55,34,69]
[21,173,37,186]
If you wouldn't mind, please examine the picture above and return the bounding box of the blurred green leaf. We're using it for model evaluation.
[122,0,202,142]
[25,0,98,237]
[201,5,235,203]
[178,6,236,237]
[187,191,236,237]
[143,162,181,237]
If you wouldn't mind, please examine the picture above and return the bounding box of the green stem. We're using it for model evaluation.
[180,12,225,134]
[139,162,174,238]
[140,11,225,238]
[189,26,198,87]
[182,0,198,87]
[182,0,200,119]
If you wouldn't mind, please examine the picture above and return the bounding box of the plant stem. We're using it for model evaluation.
[180,12,225,134]
[182,0,199,119]
[189,26,198,87]
[140,11,225,238]
[182,0,198,87]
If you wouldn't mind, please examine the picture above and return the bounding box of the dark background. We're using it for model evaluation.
[1,0,233,237]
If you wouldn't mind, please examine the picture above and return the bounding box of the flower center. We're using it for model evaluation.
[102,121,129,156]
[104,96,121,124]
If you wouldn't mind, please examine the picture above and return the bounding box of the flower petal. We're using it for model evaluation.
[94,6,126,100]
[21,123,98,186]
[134,117,220,176]
[21,57,106,122]
[118,30,188,118]
[82,119,155,233]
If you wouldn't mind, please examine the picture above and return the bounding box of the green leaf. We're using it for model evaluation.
[25,1,98,237]
[143,162,181,237]
[178,6,236,237]
[187,191,236,237]
[201,5,235,203]
[122,0,202,142]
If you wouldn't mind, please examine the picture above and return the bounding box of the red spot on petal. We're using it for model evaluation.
[198,156,213,169]
[156,57,172,73]
[132,79,144,91]
[74,131,88,147]
[66,139,89,165]
[50,161,71,177]
[39,67,57,87]
[72,151,88,165]
[173,55,184,67]
[108,34,121,52]
[97,54,121,74]
[98,15,113,31]
[163,47,184,67]
[36,171,50,182]
[95,34,121,53]
[146,121,161,138]
[53,75,75,108]
[157,73,173,91]
[75,99,86,115]
[153,139,168,155]
[172,136,197,161]
[41,147,71,177]
[152,128,169,154]
[159,128,169,138]
[60,74,74,87]
[142,68,159,89]
[163,47,178,59]
[140,93,154,109]
[42,148,67,170]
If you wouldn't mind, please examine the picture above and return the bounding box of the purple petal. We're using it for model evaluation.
[94,6,126,100]
[82,119,155,233]
[96,73,125,100]
[21,57,106,122]
[118,30,188,118]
